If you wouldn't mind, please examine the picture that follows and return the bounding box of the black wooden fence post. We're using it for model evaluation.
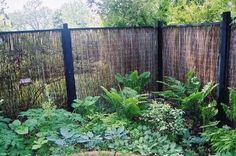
[157,21,163,91]
[61,23,77,111]
[217,12,232,122]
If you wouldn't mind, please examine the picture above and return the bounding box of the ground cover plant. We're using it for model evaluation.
[1,70,236,155]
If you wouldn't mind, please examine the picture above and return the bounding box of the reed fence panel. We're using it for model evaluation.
[0,31,66,117]
[70,28,158,98]
[162,25,220,84]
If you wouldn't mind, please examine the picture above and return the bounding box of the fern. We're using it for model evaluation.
[155,70,201,102]
[155,70,217,125]
[115,70,151,93]
[203,126,236,153]
[200,100,218,125]
[222,88,236,126]
[101,86,146,118]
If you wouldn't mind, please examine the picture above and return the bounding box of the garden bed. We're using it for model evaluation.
[1,70,236,156]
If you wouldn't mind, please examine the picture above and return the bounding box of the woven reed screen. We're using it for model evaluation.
[0,31,66,117]
[162,25,220,84]
[70,28,158,98]
[229,25,236,88]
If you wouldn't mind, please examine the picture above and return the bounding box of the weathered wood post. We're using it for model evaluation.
[61,23,77,111]
[217,12,232,122]
[157,21,163,91]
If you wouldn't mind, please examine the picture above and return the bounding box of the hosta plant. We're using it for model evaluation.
[104,126,129,151]
[129,126,184,156]
[48,128,103,150]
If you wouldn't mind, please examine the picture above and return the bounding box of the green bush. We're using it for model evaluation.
[202,89,236,154]
[154,71,218,125]
[101,86,147,119]
[140,101,186,137]
[115,70,151,93]
[128,126,184,156]
[203,125,236,154]
[72,96,100,117]
[222,88,236,126]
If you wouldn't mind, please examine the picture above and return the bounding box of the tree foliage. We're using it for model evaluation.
[168,0,236,24]
[9,0,53,30]
[0,0,11,31]
[89,0,168,26]
[89,0,236,26]
[52,0,101,28]
[7,0,101,30]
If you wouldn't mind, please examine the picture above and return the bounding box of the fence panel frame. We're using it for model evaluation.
[61,23,77,110]
[216,12,232,122]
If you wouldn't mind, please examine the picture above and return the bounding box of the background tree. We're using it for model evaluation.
[0,0,11,31]
[168,0,236,24]
[89,0,169,26]
[52,0,101,28]
[89,0,236,26]
[9,0,53,30]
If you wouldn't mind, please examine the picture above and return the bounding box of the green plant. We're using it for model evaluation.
[0,122,32,156]
[200,100,218,125]
[104,126,129,151]
[140,101,186,137]
[202,125,236,153]
[101,86,147,119]
[182,130,207,155]
[129,126,184,155]
[155,71,217,125]
[84,112,131,134]
[155,70,201,102]
[9,120,29,135]
[49,128,103,150]
[0,99,32,156]
[77,132,103,150]
[72,96,100,116]
[222,88,236,126]
[12,103,84,155]
[115,70,151,93]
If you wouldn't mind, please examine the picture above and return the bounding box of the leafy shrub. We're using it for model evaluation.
[83,112,132,134]
[155,70,201,102]
[115,70,151,93]
[101,86,147,119]
[202,88,236,154]
[0,99,32,156]
[181,82,217,124]
[0,122,32,156]
[203,125,236,153]
[47,127,102,155]
[9,103,84,155]
[182,130,207,155]
[72,96,100,117]
[140,101,186,137]
[155,71,217,125]
[128,126,184,155]
[222,88,236,126]
[104,126,130,151]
